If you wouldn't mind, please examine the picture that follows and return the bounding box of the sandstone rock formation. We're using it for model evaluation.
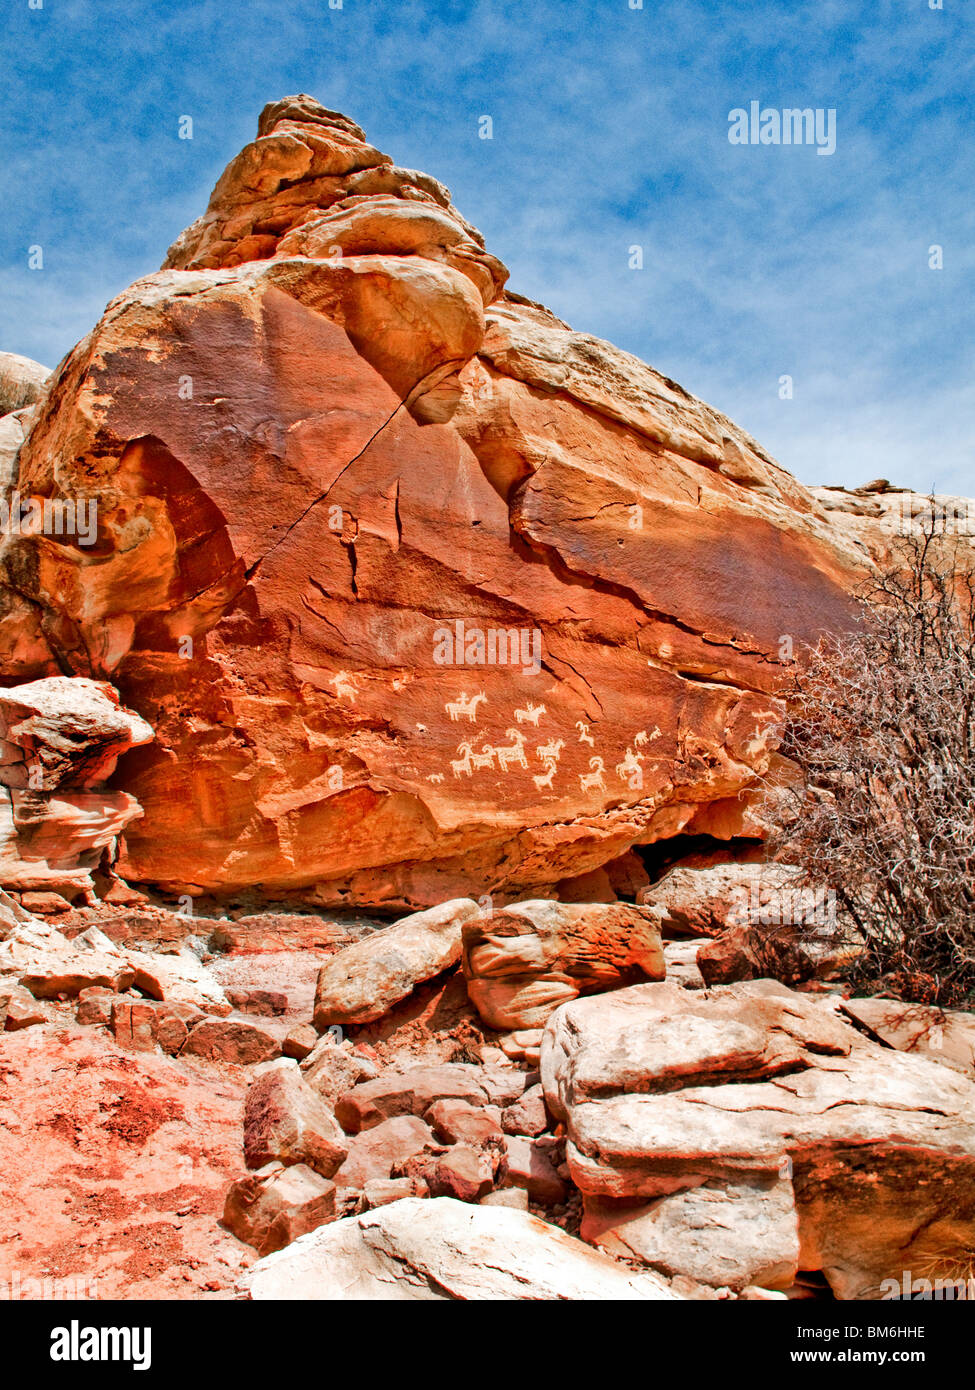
[541,980,975,1298]
[0,677,152,900]
[244,1195,679,1300]
[313,898,477,1027]
[0,93,901,910]
[0,352,50,417]
[839,996,975,1076]
[462,899,666,1029]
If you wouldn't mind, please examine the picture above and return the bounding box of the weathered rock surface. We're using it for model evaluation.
[224,1161,336,1256]
[427,1144,496,1202]
[332,1115,434,1190]
[334,1063,489,1133]
[639,860,780,937]
[541,980,975,1298]
[182,1017,281,1065]
[501,1083,548,1137]
[503,1135,567,1205]
[0,917,231,1026]
[426,1096,504,1146]
[0,352,50,416]
[840,996,975,1076]
[462,899,665,1030]
[0,678,152,898]
[0,93,891,909]
[0,980,48,1030]
[640,859,861,986]
[581,1174,799,1291]
[313,899,478,1027]
[300,1033,380,1103]
[243,1058,348,1176]
[244,1195,679,1299]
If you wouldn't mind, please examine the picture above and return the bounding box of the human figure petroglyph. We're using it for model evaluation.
[514,700,546,726]
[445,692,487,723]
[536,737,565,766]
[615,749,644,781]
[579,756,606,792]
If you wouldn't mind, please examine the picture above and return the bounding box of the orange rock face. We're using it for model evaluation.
[0,95,873,908]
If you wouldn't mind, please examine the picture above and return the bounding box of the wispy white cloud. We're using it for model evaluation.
[0,0,970,495]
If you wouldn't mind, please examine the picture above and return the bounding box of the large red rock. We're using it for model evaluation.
[462,899,666,1030]
[0,94,895,909]
[223,1161,336,1256]
[243,1059,348,1177]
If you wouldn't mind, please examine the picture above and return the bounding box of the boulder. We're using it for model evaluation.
[501,1083,549,1137]
[334,1064,489,1134]
[313,900,479,1027]
[426,1097,503,1146]
[462,899,666,1030]
[0,982,48,1030]
[109,996,205,1053]
[662,938,706,990]
[581,1174,799,1291]
[223,1161,336,1256]
[244,1196,680,1300]
[300,1035,380,1103]
[638,861,782,936]
[2,94,878,911]
[477,1066,535,1107]
[427,1145,495,1202]
[18,891,70,915]
[283,1023,318,1061]
[503,1135,566,1206]
[182,1017,281,1065]
[361,1176,429,1209]
[111,998,157,1051]
[332,1116,435,1190]
[3,920,137,998]
[226,988,288,1016]
[123,945,231,1015]
[244,1060,348,1177]
[541,980,975,1299]
[76,984,115,1025]
[0,353,50,415]
[480,1187,529,1211]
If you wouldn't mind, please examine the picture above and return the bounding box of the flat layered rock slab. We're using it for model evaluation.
[582,1173,800,1292]
[840,996,975,1075]
[245,1196,680,1300]
[541,980,975,1299]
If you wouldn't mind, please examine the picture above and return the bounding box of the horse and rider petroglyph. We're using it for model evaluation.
[445,692,487,723]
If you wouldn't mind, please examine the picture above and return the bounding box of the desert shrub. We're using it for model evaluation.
[762,512,975,1007]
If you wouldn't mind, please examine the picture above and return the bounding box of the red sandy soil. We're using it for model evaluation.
[0,935,497,1300]
[0,1020,256,1300]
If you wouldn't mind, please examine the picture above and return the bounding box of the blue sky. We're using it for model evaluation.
[1,0,971,495]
